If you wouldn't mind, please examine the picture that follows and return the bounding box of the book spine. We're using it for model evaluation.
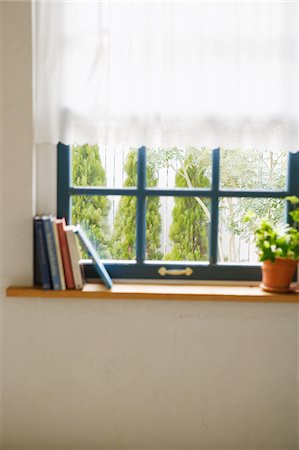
[57,219,75,289]
[34,217,51,289]
[34,218,42,286]
[66,229,83,289]
[52,219,66,290]
[34,218,52,289]
[42,217,61,290]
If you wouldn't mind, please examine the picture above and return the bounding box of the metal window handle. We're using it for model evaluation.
[158,267,193,277]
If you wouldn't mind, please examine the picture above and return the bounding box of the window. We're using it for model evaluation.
[35,2,298,284]
[57,143,299,281]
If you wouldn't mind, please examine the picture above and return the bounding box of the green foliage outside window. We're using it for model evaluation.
[219,149,286,262]
[109,151,137,259]
[110,150,162,260]
[71,144,287,263]
[72,147,162,260]
[164,149,210,260]
[72,144,111,258]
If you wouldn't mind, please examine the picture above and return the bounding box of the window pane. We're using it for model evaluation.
[72,144,137,188]
[146,147,212,189]
[72,195,136,260]
[220,149,287,190]
[146,196,210,261]
[218,197,285,264]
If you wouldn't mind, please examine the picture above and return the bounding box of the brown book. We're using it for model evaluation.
[56,218,75,289]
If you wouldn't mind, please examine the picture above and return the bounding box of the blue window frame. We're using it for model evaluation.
[57,143,299,281]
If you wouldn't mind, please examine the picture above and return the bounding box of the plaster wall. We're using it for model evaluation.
[0,2,298,450]
[1,2,3,446]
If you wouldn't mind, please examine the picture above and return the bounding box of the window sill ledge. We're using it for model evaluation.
[6,283,299,303]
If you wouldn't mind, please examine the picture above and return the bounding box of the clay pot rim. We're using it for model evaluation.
[263,257,299,264]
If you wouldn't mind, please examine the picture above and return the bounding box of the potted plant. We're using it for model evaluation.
[244,196,299,292]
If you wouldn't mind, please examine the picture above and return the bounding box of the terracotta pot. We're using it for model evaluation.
[262,257,298,292]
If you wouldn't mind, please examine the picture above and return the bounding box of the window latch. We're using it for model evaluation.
[158,267,193,277]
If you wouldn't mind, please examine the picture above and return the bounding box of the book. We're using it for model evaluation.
[57,218,75,289]
[42,215,62,290]
[34,217,52,289]
[52,218,66,290]
[75,225,113,289]
[65,226,84,289]
[34,218,42,286]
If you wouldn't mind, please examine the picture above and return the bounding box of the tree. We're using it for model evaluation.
[72,144,111,258]
[110,150,162,260]
[146,153,163,260]
[164,148,210,261]
[219,149,287,262]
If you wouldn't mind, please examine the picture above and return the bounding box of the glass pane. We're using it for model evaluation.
[146,147,212,189]
[72,195,136,260]
[146,196,210,261]
[72,144,137,188]
[218,197,285,264]
[220,149,287,190]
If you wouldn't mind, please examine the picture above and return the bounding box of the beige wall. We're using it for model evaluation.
[0,2,3,447]
[0,2,34,449]
[0,2,298,450]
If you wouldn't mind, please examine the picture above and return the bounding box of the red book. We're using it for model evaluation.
[56,218,75,289]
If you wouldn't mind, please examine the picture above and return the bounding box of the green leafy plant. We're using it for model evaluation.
[244,196,299,262]
[286,195,299,227]
[254,220,299,262]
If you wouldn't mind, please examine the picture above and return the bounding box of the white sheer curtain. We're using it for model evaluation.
[33,1,298,151]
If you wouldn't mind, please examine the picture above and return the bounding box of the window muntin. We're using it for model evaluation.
[57,144,299,281]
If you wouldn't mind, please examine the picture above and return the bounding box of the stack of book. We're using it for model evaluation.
[33,216,113,290]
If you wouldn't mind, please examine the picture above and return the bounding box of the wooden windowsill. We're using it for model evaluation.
[5,283,299,302]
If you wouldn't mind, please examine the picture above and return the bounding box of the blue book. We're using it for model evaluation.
[34,217,52,289]
[42,216,61,290]
[75,225,113,289]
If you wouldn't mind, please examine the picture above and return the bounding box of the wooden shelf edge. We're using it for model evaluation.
[5,283,299,303]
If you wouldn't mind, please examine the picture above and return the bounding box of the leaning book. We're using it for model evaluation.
[75,225,113,289]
